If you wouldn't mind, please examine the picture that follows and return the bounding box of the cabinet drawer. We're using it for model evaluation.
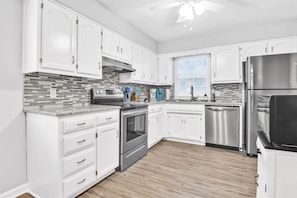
[63,128,96,155]
[63,116,95,134]
[96,111,119,126]
[63,147,96,178]
[63,166,96,198]
[149,105,164,113]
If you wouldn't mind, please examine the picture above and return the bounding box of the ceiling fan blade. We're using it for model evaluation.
[150,0,185,11]
[200,1,224,12]
[176,15,186,23]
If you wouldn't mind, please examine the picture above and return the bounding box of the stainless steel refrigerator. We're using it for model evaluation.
[245,53,297,155]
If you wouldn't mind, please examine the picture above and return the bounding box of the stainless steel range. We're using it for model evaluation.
[91,88,148,171]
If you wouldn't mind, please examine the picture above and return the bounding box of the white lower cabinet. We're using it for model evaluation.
[26,109,120,198]
[148,104,164,148]
[256,138,297,198]
[165,104,205,145]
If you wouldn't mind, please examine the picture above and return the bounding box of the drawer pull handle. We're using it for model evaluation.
[76,158,86,165]
[106,117,112,120]
[77,178,86,185]
[77,139,86,144]
[77,122,86,126]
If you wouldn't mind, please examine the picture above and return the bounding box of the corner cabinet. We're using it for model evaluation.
[211,45,242,84]
[256,138,297,198]
[23,0,102,79]
[165,104,205,145]
[26,109,120,198]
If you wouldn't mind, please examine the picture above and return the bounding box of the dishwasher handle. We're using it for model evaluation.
[206,106,239,111]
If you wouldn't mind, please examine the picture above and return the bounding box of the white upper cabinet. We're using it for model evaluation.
[158,55,173,85]
[212,45,242,84]
[119,37,133,63]
[131,44,144,82]
[268,37,297,55]
[41,0,77,72]
[142,49,151,82]
[102,28,120,59]
[102,28,133,63]
[23,0,103,79]
[149,52,158,83]
[240,41,268,61]
[77,16,102,78]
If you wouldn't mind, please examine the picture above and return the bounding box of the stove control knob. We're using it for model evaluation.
[99,90,103,94]
[96,90,100,94]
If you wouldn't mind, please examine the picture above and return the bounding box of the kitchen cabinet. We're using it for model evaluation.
[96,121,119,179]
[26,109,120,198]
[240,37,297,61]
[268,37,297,55]
[23,0,103,79]
[240,41,268,61]
[211,45,242,84]
[40,0,77,72]
[165,104,205,145]
[77,16,102,78]
[148,105,164,148]
[158,55,173,85]
[119,47,159,85]
[102,28,133,63]
[256,138,297,198]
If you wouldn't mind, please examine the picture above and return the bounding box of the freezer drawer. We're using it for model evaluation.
[205,106,239,148]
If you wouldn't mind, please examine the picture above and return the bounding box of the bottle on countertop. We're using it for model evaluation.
[204,93,208,101]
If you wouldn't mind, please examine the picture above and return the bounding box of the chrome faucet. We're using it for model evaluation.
[190,85,198,101]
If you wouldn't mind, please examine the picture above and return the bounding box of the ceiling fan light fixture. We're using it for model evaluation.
[193,2,205,15]
[179,3,194,20]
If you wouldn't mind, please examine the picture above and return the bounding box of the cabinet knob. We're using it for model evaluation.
[271,46,274,52]
[72,56,75,64]
[98,62,101,69]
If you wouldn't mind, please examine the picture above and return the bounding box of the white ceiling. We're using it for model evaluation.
[96,0,297,42]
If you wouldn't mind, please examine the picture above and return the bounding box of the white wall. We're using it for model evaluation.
[0,0,27,194]
[158,19,297,53]
[56,0,158,52]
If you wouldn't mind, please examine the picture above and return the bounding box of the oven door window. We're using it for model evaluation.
[126,114,146,142]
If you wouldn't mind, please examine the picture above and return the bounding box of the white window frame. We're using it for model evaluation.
[174,54,211,100]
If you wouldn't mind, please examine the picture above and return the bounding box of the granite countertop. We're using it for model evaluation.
[24,105,121,117]
[144,100,242,106]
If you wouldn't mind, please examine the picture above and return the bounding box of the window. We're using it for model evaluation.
[174,54,210,99]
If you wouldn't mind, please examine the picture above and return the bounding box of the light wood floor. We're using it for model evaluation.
[78,141,257,198]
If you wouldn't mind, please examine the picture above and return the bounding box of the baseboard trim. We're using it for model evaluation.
[0,183,29,198]
[163,137,205,146]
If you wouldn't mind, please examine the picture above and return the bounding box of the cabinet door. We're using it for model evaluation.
[119,37,133,63]
[150,53,158,83]
[184,114,202,141]
[41,0,77,72]
[156,113,164,140]
[142,49,150,82]
[256,153,267,198]
[148,116,157,148]
[77,17,102,78]
[158,56,172,85]
[131,44,143,81]
[168,114,184,139]
[268,37,297,55]
[212,45,241,83]
[240,41,268,61]
[97,124,119,177]
[102,28,119,58]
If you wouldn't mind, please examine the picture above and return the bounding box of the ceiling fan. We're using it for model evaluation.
[151,0,243,23]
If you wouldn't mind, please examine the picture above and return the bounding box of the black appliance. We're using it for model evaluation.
[258,95,297,151]
[91,88,148,171]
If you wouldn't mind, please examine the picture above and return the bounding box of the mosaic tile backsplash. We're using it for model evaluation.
[24,72,171,110]
[211,83,243,103]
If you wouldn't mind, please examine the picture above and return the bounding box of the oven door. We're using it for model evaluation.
[121,108,148,154]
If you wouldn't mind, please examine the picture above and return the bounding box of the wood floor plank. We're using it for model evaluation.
[78,141,257,198]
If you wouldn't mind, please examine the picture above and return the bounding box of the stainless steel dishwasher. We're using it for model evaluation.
[205,106,240,150]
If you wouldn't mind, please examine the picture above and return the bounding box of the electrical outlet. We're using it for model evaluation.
[50,87,57,98]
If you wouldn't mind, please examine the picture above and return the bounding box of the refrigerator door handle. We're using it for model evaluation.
[250,62,254,90]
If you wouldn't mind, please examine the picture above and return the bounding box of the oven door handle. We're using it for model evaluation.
[122,109,148,116]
